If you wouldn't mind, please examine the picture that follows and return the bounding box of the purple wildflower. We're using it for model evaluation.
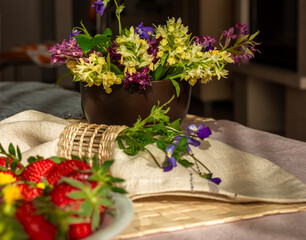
[163,144,177,172]
[49,38,83,65]
[92,0,105,16]
[147,36,162,63]
[108,43,123,67]
[210,177,222,185]
[193,35,217,52]
[68,29,82,39]
[187,124,212,140]
[123,67,152,92]
[135,22,154,39]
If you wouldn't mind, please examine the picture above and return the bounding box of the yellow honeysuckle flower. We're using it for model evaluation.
[157,50,164,58]
[188,78,197,86]
[139,39,146,45]
[130,26,135,34]
[98,57,106,66]
[160,39,168,46]
[120,55,124,65]
[149,62,154,71]
[168,25,175,32]
[167,57,176,65]
[197,51,204,57]
[127,67,136,74]
[3,185,21,204]
[0,173,16,185]
[174,38,181,44]
[176,46,184,54]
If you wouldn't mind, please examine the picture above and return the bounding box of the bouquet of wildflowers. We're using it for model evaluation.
[49,0,260,96]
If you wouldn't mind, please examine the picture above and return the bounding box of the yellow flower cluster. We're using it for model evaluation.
[2,185,21,204]
[155,18,190,66]
[184,46,233,85]
[0,172,17,185]
[73,53,122,93]
[116,27,154,75]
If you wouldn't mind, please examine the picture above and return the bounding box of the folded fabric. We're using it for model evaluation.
[1,110,306,204]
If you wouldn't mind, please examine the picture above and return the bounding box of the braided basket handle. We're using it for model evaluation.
[57,123,127,165]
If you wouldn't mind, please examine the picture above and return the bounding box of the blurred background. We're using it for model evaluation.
[0,0,305,141]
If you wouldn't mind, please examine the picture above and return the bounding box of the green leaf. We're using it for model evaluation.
[49,156,65,164]
[201,173,212,179]
[110,63,121,74]
[154,65,164,80]
[178,159,194,167]
[8,143,16,156]
[111,187,127,194]
[10,159,18,171]
[169,119,182,131]
[103,28,112,36]
[109,177,125,183]
[170,79,180,97]
[27,156,37,164]
[79,200,93,218]
[161,53,169,66]
[156,139,166,151]
[117,138,125,149]
[16,146,22,160]
[61,177,85,190]
[71,154,81,161]
[74,34,94,53]
[0,143,6,153]
[67,191,87,200]
[102,160,114,170]
[97,198,114,207]
[91,207,100,231]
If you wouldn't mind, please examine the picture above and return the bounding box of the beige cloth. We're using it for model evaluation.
[1,110,306,203]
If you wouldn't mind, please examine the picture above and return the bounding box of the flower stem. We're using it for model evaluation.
[144,148,162,168]
[113,0,122,35]
[186,151,211,173]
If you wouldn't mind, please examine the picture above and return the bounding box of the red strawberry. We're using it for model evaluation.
[21,159,56,183]
[0,157,21,170]
[16,201,57,240]
[46,160,90,186]
[69,222,92,240]
[19,184,43,201]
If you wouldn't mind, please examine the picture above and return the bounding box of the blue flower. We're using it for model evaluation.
[92,0,105,16]
[68,29,82,39]
[210,177,222,185]
[164,144,177,172]
[135,22,154,39]
[187,124,211,140]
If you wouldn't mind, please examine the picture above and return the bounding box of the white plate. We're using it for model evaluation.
[85,193,134,240]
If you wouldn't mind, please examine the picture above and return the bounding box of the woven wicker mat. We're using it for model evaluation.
[116,197,306,239]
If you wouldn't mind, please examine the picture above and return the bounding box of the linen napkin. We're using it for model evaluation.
[1,110,306,204]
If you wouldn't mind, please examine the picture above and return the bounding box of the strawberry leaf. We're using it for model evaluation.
[91,207,100,230]
[71,154,81,161]
[49,156,66,164]
[8,143,16,156]
[97,198,113,207]
[109,177,125,183]
[111,187,127,194]
[61,177,86,190]
[79,200,93,218]
[17,146,22,160]
[67,191,87,200]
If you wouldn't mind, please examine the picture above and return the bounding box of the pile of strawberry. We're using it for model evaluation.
[0,143,126,240]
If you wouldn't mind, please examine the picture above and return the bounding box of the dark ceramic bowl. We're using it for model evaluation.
[80,80,191,126]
